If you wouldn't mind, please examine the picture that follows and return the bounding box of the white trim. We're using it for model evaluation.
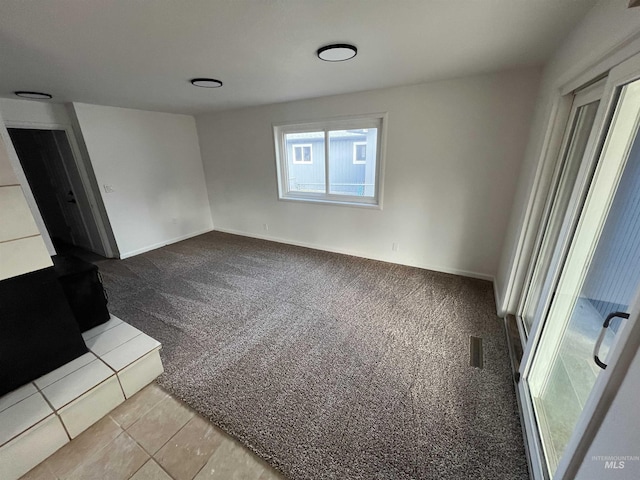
[517,51,640,480]
[573,78,607,105]
[50,130,94,250]
[292,143,313,164]
[3,119,116,258]
[276,195,382,210]
[493,279,503,317]
[533,80,640,396]
[516,97,576,322]
[502,316,546,480]
[273,113,387,207]
[352,141,367,164]
[272,112,386,131]
[559,30,640,96]
[518,377,551,480]
[500,30,640,317]
[118,227,214,259]
[552,50,640,480]
[517,81,605,338]
[500,96,573,315]
[520,82,621,383]
[213,226,495,282]
[0,118,56,255]
[523,54,640,381]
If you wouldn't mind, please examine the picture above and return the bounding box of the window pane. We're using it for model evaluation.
[529,78,640,476]
[328,128,377,197]
[275,117,382,206]
[521,101,600,334]
[285,132,325,193]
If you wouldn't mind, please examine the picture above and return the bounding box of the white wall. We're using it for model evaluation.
[0,98,119,257]
[0,111,52,280]
[0,98,73,127]
[495,0,640,315]
[197,68,541,280]
[72,103,213,258]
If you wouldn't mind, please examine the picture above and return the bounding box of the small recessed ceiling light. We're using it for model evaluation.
[190,78,223,88]
[317,44,357,62]
[14,91,52,100]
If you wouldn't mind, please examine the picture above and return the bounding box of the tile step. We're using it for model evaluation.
[0,315,163,480]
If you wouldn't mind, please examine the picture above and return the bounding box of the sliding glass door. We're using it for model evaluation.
[520,57,640,479]
[519,87,602,336]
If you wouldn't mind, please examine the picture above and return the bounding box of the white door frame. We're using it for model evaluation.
[517,80,605,344]
[500,30,640,317]
[518,51,640,480]
[44,130,93,249]
[553,50,640,480]
[520,79,615,383]
[5,120,116,258]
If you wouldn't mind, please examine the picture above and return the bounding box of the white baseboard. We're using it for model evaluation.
[213,227,496,283]
[494,277,506,318]
[119,226,214,259]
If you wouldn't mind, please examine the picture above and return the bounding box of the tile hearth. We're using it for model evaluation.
[0,315,163,479]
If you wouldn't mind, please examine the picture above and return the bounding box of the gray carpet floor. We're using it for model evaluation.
[96,231,528,480]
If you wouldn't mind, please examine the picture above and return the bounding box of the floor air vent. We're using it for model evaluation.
[470,336,483,369]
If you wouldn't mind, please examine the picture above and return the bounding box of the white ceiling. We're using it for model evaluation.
[0,0,596,114]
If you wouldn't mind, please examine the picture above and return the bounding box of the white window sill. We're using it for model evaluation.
[278,195,382,210]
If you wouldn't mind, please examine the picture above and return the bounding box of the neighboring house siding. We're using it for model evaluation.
[329,135,366,195]
[287,139,325,191]
[286,131,376,196]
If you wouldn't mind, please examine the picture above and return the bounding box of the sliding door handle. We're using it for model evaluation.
[594,311,630,370]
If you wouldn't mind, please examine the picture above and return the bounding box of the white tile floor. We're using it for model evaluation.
[0,315,164,479]
[20,383,286,480]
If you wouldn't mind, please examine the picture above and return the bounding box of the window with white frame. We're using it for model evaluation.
[274,114,385,206]
[292,143,313,164]
[353,142,367,164]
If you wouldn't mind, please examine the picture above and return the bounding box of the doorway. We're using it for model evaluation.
[516,53,640,479]
[8,128,108,258]
[519,82,603,338]
[530,77,640,475]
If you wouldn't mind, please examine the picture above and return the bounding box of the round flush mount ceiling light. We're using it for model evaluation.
[190,78,223,88]
[317,44,357,62]
[14,91,52,100]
